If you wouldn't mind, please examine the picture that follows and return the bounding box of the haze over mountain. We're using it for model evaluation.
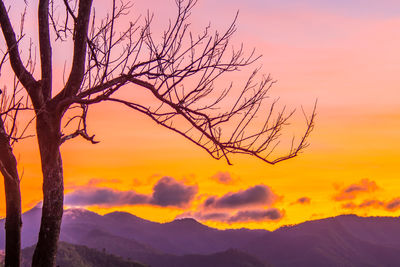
[1,206,400,266]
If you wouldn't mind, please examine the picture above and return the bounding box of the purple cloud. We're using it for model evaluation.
[151,176,198,208]
[359,199,384,209]
[341,197,400,212]
[65,188,150,207]
[211,172,234,184]
[291,197,311,205]
[333,179,379,201]
[228,208,284,222]
[204,185,277,209]
[65,176,197,208]
[176,208,284,223]
[341,202,357,210]
[177,211,230,221]
[385,198,400,211]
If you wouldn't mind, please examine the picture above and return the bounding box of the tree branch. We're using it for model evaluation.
[38,0,52,100]
[54,0,93,105]
[55,0,315,164]
[0,1,40,101]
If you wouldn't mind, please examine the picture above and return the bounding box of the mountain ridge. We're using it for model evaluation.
[1,207,400,266]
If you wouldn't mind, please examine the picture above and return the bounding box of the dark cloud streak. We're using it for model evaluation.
[342,197,400,212]
[228,208,283,222]
[65,188,150,207]
[176,208,284,223]
[291,197,311,205]
[333,179,379,201]
[65,176,197,208]
[204,185,277,209]
[211,172,234,184]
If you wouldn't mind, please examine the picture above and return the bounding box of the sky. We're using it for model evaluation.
[0,0,400,230]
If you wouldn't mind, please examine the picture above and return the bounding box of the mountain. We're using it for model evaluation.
[2,207,400,266]
[242,215,400,267]
[2,207,269,266]
[0,204,42,249]
[333,214,400,247]
[19,242,266,267]
[21,242,147,267]
[149,249,270,267]
[60,209,269,255]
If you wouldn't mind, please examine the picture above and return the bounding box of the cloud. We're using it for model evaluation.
[385,198,400,211]
[228,208,284,223]
[341,202,357,210]
[341,197,400,212]
[342,199,384,210]
[359,199,384,209]
[177,212,230,222]
[211,172,234,184]
[65,176,197,208]
[176,208,284,223]
[203,185,277,209]
[292,197,311,205]
[65,188,150,207]
[174,184,283,224]
[150,176,198,208]
[333,179,379,201]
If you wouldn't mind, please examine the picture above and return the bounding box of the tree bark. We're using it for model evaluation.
[0,119,22,267]
[31,110,63,267]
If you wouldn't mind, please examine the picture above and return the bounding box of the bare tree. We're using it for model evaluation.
[0,26,34,266]
[0,94,23,267]
[0,0,315,266]
[0,91,32,267]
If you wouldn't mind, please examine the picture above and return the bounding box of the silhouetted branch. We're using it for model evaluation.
[0,1,40,102]
[60,103,98,144]
[60,0,316,164]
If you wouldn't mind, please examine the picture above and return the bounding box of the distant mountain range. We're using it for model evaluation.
[243,215,400,267]
[1,206,400,266]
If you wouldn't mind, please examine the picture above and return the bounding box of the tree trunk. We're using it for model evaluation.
[31,111,63,267]
[0,119,22,267]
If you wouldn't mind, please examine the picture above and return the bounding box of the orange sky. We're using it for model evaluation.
[0,0,400,230]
